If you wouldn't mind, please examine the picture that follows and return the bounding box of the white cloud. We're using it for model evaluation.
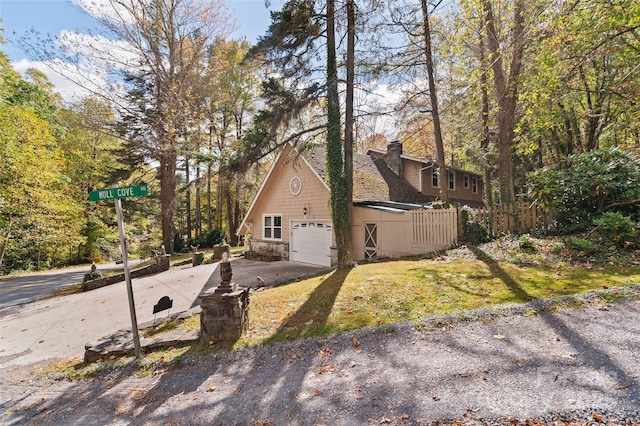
[12,58,90,104]
[356,81,404,140]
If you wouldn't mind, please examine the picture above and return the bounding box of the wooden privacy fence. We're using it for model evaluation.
[412,208,458,247]
[458,203,549,236]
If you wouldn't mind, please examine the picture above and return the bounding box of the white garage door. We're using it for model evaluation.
[290,221,332,266]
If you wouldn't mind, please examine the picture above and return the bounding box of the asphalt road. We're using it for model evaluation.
[0,262,139,311]
[0,259,325,368]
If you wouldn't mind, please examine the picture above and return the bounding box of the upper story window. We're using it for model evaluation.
[432,167,439,188]
[263,214,282,240]
[448,171,455,191]
[472,176,478,194]
[463,175,470,189]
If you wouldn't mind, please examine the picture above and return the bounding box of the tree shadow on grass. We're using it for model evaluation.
[470,246,532,303]
[264,267,351,345]
[470,245,639,398]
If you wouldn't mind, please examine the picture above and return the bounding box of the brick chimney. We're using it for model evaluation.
[385,141,403,178]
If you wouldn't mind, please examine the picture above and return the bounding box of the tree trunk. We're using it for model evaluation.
[226,177,242,247]
[185,156,192,241]
[421,0,449,203]
[159,150,177,253]
[478,23,493,206]
[342,0,356,265]
[195,140,202,239]
[482,0,524,204]
[326,0,350,268]
[207,161,212,232]
[216,168,223,229]
[0,217,12,268]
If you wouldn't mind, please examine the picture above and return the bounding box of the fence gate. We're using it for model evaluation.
[364,223,378,260]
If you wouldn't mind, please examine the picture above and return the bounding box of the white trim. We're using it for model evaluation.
[299,150,331,193]
[289,176,302,195]
[432,167,439,188]
[236,143,330,235]
[290,219,333,266]
[262,213,283,241]
[448,170,455,191]
[236,149,285,235]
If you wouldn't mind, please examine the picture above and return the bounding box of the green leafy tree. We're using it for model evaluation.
[57,97,128,262]
[518,0,640,161]
[528,147,640,234]
[202,39,262,245]
[0,52,82,271]
[248,0,357,266]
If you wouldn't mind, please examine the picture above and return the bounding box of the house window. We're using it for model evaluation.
[448,171,455,191]
[472,177,478,194]
[432,168,439,188]
[463,175,470,189]
[263,215,282,240]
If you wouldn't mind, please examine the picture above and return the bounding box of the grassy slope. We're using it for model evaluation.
[244,257,639,345]
[44,238,640,378]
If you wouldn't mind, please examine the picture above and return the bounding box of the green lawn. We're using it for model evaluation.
[242,258,639,345]
[43,251,640,379]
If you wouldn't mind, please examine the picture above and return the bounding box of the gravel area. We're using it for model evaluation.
[2,289,639,425]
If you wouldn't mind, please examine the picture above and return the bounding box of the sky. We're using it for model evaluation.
[0,0,400,138]
[0,0,285,100]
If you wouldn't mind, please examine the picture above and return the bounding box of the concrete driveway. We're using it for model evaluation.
[0,259,327,369]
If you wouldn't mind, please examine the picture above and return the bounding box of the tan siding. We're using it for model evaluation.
[402,160,422,191]
[352,206,458,260]
[450,171,483,204]
[243,144,332,244]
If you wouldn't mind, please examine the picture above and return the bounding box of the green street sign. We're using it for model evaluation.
[89,184,149,202]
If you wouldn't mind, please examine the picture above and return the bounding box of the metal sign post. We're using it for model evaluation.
[114,197,141,358]
[89,184,148,359]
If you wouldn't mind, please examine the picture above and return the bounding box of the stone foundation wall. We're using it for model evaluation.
[248,239,288,261]
[83,255,171,291]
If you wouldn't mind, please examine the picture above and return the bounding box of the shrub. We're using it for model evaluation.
[187,236,204,250]
[173,234,186,253]
[459,207,490,245]
[203,228,227,248]
[518,234,536,253]
[591,212,638,249]
[564,236,600,256]
[528,147,640,235]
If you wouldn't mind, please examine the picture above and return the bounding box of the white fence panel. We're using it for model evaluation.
[411,209,458,247]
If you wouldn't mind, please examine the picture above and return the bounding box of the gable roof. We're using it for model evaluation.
[365,147,483,177]
[305,146,432,203]
[236,143,330,235]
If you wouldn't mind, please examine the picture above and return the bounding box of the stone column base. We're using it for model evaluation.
[199,288,249,343]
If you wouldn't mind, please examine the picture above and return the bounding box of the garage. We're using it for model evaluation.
[290,221,333,266]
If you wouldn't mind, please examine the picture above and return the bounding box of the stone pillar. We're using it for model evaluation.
[200,289,249,343]
[199,261,249,343]
[156,254,171,272]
